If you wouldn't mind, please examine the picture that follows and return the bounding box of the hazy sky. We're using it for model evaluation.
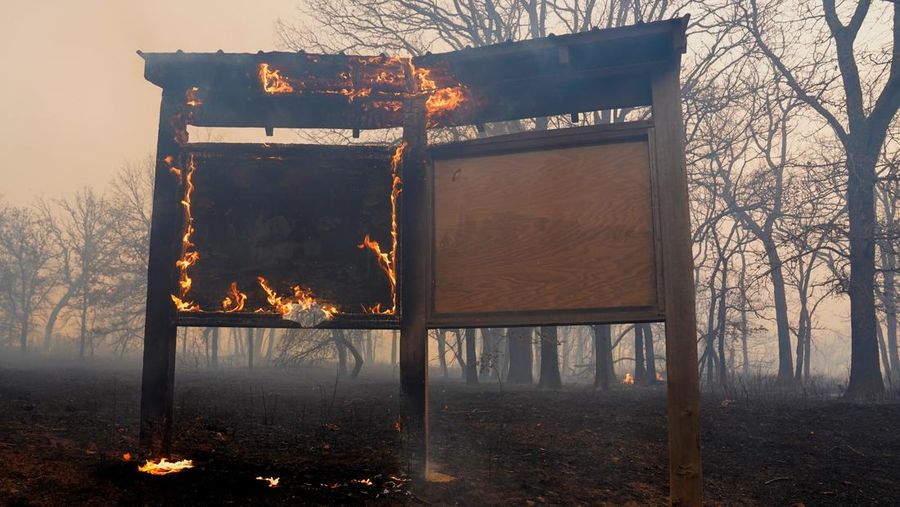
[0,0,300,204]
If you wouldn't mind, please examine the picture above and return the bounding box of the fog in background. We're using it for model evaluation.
[0,1,299,203]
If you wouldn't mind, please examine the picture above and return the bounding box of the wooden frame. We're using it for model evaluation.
[138,16,701,506]
[167,142,402,329]
[426,121,666,328]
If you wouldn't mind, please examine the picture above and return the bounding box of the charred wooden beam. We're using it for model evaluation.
[139,91,184,457]
[399,96,429,480]
[139,17,687,131]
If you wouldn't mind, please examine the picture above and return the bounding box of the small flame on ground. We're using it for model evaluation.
[256,476,280,488]
[623,373,635,385]
[656,372,664,382]
[137,458,194,476]
[122,452,132,462]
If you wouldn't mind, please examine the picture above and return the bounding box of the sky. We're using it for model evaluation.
[0,0,300,204]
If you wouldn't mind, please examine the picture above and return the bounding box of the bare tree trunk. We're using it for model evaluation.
[845,150,884,399]
[507,327,533,384]
[78,291,88,359]
[592,324,614,390]
[464,328,479,385]
[246,327,254,370]
[333,329,363,378]
[391,330,398,372]
[480,328,495,379]
[43,283,77,353]
[880,245,899,383]
[211,327,219,369]
[877,323,892,385]
[538,326,562,389]
[437,329,449,378]
[644,324,658,383]
[634,325,646,384]
[336,332,348,376]
[453,329,467,379]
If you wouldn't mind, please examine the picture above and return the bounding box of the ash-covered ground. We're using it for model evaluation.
[0,361,898,506]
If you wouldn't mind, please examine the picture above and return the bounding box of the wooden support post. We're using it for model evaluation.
[399,96,429,479]
[139,91,184,457]
[652,58,703,506]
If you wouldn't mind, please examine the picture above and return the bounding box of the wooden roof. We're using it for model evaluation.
[140,16,688,130]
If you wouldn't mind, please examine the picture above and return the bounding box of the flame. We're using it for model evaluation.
[258,276,294,315]
[259,63,294,94]
[185,86,202,107]
[425,86,466,117]
[222,282,247,312]
[359,142,405,315]
[171,155,200,311]
[257,276,337,319]
[256,476,280,488]
[656,372,664,382]
[137,458,194,476]
[623,373,635,385]
[255,58,470,120]
[122,452,132,461]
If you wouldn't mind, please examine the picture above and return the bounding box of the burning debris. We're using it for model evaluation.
[623,373,635,385]
[256,476,280,488]
[137,458,194,476]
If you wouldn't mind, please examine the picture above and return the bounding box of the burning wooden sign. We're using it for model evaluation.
[167,143,401,326]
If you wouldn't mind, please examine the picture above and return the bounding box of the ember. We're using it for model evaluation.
[256,476,280,488]
[137,458,194,476]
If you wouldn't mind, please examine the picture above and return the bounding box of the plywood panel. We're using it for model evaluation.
[432,140,657,316]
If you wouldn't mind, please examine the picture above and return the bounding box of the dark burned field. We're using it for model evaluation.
[0,363,898,506]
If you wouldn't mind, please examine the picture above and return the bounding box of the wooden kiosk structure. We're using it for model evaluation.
[138,16,701,505]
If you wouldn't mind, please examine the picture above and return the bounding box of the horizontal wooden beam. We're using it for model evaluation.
[140,18,687,131]
[175,312,399,329]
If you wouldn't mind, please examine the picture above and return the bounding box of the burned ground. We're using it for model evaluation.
[0,362,897,506]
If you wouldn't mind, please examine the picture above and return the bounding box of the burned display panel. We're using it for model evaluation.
[428,124,663,327]
[171,143,400,327]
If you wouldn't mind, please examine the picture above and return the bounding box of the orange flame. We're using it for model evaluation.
[425,86,466,117]
[256,476,280,488]
[623,373,635,385]
[257,276,337,320]
[137,458,194,475]
[359,142,405,315]
[172,155,200,311]
[255,58,470,120]
[656,372,664,382]
[222,282,247,312]
[259,63,294,94]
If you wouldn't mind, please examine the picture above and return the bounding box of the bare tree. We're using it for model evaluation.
[40,188,117,358]
[0,206,53,353]
[737,0,899,399]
